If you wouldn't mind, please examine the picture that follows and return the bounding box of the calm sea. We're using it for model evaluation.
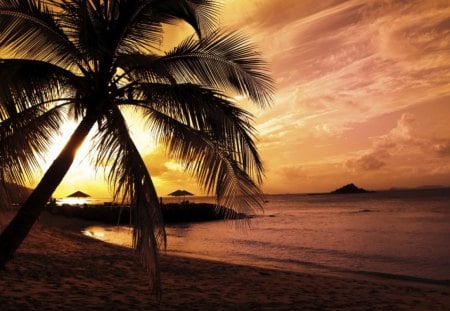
[83,188,450,283]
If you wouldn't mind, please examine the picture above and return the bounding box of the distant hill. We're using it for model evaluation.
[0,182,33,207]
[331,183,370,194]
[415,185,447,190]
[388,185,448,191]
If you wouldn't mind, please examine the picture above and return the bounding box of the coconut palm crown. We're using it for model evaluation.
[0,0,273,293]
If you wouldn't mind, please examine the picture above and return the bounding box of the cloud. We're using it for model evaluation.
[372,1,450,63]
[222,0,349,33]
[277,165,308,180]
[261,1,448,114]
[142,147,171,177]
[346,152,387,171]
[346,112,450,175]
[348,113,418,171]
[432,140,450,157]
[373,113,416,149]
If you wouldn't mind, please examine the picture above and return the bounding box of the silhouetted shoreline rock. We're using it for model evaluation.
[331,183,370,194]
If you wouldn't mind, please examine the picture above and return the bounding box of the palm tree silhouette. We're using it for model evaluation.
[0,0,273,292]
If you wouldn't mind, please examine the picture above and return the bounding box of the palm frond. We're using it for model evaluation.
[157,110,264,214]
[0,58,76,185]
[115,53,175,84]
[134,82,263,183]
[91,107,165,295]
[130,30,274,107]
[104,0,165,55]
[111,0,218,55]
[150,0,219,37]
[0,59,78,120]
[48,0,107,63]
[132,96,264,215]
[0,0,82,67]
[0,104,66,185]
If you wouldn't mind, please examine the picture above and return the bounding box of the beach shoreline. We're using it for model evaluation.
[0,212,449,310]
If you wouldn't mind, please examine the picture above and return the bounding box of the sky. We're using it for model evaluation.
[40,0,450,198]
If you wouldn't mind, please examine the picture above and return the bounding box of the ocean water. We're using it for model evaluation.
[83,188,450,283]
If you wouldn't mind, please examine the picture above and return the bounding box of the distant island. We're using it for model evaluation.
[306,183,372,195]
[331,183,370,194]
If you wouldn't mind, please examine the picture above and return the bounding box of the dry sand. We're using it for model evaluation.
[0,212,449,310]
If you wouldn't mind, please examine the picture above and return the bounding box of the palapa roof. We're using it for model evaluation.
[66,191,91,198]
[168,189,194,196]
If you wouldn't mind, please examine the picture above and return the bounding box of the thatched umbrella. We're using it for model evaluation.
[168,189,193,203]
[168,189,193,197]
[67,191,90,198]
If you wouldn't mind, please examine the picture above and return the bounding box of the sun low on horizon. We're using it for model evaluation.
[26,0,450,199]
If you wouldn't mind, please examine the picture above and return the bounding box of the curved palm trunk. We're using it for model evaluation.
[0,114,97,268]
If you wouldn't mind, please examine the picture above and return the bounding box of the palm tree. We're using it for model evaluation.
[0,0,273,293]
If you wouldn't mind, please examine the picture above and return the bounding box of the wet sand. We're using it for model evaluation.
[0,212,449,310]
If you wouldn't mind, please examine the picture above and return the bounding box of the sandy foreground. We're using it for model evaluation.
[0,212,449,310]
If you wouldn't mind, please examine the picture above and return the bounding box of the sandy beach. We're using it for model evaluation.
[0,212,449,310]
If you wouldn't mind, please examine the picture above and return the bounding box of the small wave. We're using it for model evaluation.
[232,239,415,265]
[233,253,450,286]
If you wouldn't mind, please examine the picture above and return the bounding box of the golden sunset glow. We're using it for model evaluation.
[29,0,450,199]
